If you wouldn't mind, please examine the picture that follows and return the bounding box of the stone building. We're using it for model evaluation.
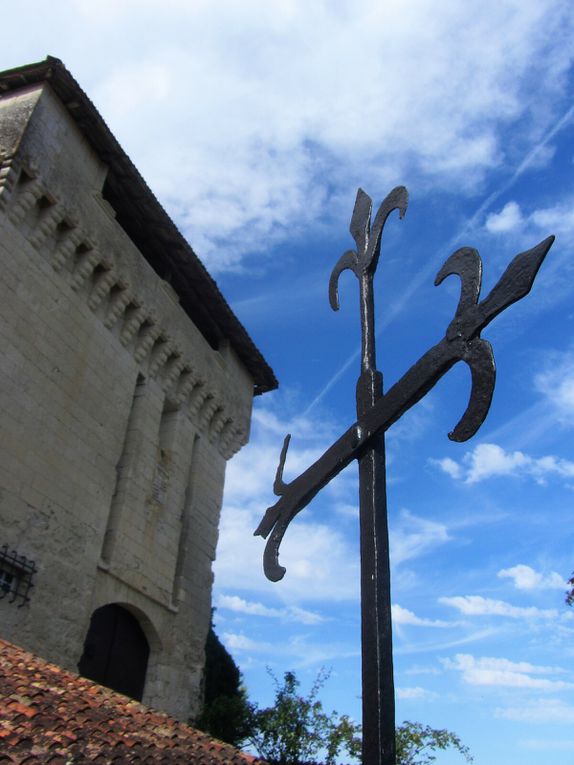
[0,58,276,721]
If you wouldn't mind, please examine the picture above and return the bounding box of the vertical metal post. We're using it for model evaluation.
[356,211,395,765]
[357,369,395,765]
[254,184,553,765]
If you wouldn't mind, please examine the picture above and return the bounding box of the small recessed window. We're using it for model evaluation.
[0,545,36,607]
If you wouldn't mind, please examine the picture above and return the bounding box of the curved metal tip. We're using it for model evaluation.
[328,250,357,312]
[391,185,409,219]
[264,560,287,583]
[273,434,291,495]
[448,339,495,442]
[263,534,287,581]
[328,271,341,312]
[435,247,482,320]
[350,189,372,253]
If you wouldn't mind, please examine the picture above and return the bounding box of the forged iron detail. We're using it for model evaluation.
[255,185,553,765]
[448,337,495,442]
[329,186,408,312]
[329,187,408,376]
[255,230,554,581]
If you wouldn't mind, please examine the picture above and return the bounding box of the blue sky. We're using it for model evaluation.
[3,2,574,763]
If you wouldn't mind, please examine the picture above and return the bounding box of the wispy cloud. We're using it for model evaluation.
[404,665,441,676]
[498,564,566,592]
[217,401,457,602]
[392,604,450,628]
[215,401,362,602]
[430,457,463,480]
[221,631,360,668]
[395,628,499,656]
[485,201,524,233]
[486,196,574,246]
[215,500,361,602]
[431,442,574,484]
[223,633,274,653]
[496,699,574,723]
[396,686,436,700]
[303,89,574,414]
[391,510,450,566]
[535,350,574,426]
[217,594,325,625]
[73,0,571,273]
[443,654,571,690]
[521,738,574,751]
[439,595,558,619]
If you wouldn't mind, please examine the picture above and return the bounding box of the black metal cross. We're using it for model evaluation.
[254,186,554,765]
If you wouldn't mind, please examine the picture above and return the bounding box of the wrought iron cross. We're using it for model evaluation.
[254,186,554,765]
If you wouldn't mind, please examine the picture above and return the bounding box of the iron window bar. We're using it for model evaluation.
[0,544,37,607]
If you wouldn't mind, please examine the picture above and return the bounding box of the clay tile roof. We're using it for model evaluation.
[0,57,277,396]
[0,639,267,765]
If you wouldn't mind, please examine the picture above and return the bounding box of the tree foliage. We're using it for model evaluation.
[565,572,574,606]
[196,618,252,747]
[396,721,473,765]
[246,670,472,765]
[198,638,472,765]
[246,669,361,765]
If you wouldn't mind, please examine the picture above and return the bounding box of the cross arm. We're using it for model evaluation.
[255,235,554,582]
[254,335,465,581]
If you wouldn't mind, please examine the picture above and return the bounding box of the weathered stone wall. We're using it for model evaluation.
[0,83,254,720]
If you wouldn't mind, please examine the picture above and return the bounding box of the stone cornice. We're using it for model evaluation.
[0,155,249,459]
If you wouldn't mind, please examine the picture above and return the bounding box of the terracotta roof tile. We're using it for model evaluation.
[0,639,266,765]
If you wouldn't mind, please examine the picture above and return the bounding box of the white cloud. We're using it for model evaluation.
[485,201,524,233]
[392,604,450,628]
[216,403,457,603]
[431,442,574,484]
[221,630,360,667]
[496,699,574,724]
[334,503,360,520]
[484,193,574,247]
[443,654,571,690]
[4,0,571,272]
[396,686,436,700]
[521,739,574,751]
[464,443,529,482]
[535,351,574,424]
[216,594,325,624]
[217,594,284,618]
[214,401,362,602]
[429,457,462,480]
[223,632,273,653]
[215,500,361,602]
[498,564,566,591]
[405,665,441,676]
[395,627,501,656]
[391,510,450,566]
[223,407,333,506]
[439,595,558,619]
[288,606,326,626]
[531,200,574,246]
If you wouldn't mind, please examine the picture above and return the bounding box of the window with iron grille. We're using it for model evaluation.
[0,545,36,607]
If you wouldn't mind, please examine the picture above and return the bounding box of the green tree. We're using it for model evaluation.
[196,617,253,747]
[396,721,473,765]
[246,669,472,765]
[246,668,361,765]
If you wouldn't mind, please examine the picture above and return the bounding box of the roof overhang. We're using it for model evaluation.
[0,57,277,396]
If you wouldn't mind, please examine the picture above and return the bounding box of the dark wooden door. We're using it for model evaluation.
[78,604,150,701]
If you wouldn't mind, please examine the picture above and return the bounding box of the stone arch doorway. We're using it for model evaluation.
[78,603,150,701]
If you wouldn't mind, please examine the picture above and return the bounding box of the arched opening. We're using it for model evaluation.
[78,603,150,701]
